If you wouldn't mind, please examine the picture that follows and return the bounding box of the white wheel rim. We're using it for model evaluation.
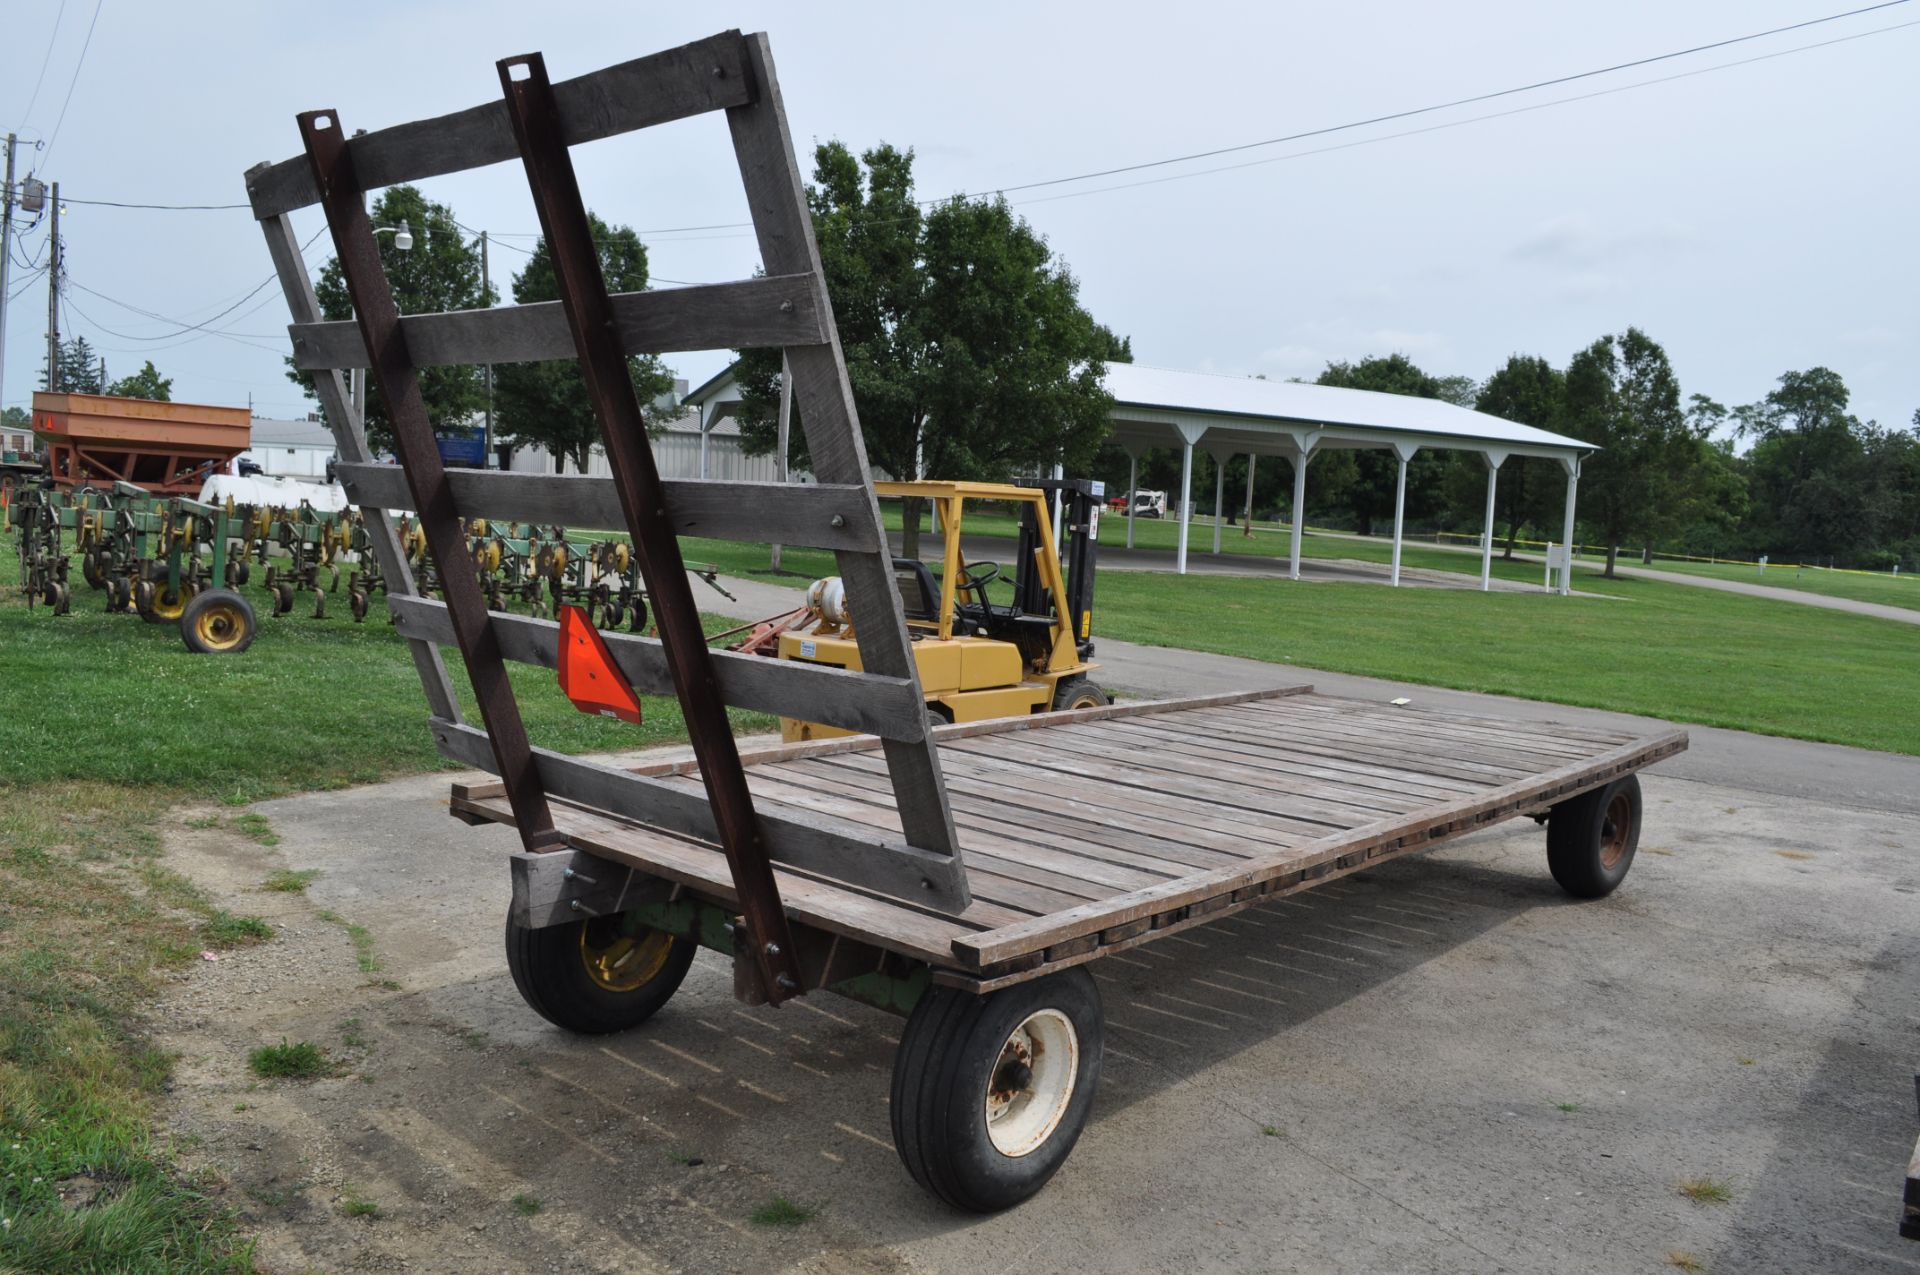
[984,1008,1079,1157]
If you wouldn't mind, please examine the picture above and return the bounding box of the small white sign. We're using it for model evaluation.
[799,640,816,659]
[1545,543,1572,569]
[1087,507,1100,541]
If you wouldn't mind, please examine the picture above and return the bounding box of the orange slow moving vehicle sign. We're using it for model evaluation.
[557,604,643,724]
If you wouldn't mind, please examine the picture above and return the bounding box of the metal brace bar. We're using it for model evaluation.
[494,52,802,1005]
[296,107,563,856]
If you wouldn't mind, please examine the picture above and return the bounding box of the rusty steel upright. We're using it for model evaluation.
[296,109,563,856]
[494,53,802,1004]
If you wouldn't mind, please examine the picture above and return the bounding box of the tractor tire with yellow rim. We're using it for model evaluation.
[1050,678,1110,712]
[504,911,697,1035]
[180,588,257,655]
[141,582,194,625]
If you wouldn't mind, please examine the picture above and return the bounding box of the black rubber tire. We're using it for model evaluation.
[890,968,1103,1212]
[504,913,697,1035]
[180,588,257,655]
[82,554,105,590]
[628,596,648,633]
[1546,774,1643,898]
[272,582,294,617]
[1051,678,1110,712]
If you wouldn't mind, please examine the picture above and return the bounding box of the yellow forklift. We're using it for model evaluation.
[776,478,1108,741]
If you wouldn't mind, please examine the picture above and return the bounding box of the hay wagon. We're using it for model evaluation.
[248,31,1686,1210]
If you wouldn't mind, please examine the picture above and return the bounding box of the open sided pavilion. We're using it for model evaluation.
[1103,364,1596,595]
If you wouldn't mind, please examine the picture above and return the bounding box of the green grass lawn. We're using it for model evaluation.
[0,534,759,1272]
[686,530,1920,757]
[878,498,1920,612]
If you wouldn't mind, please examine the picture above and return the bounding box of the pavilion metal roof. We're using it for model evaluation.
[1103,362,1595,458]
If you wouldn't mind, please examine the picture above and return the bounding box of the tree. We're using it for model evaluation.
[1562,328,1689,576]
[1313,354,1456,535]
[290,186,492,453]
[733,141,1127,557]
[2,406,27,430]
[44,335,103,394]
[492,213,676,474]
[106,360,172,402]
[1735,368,1881,561]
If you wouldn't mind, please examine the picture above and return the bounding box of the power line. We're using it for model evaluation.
[14,0,67,130]
[1005,17,1920,211]
[39,0,103,168]
[979,0,1914,201]
[59,195,250,211]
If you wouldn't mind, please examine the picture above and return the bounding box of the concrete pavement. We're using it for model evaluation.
[149,573,1920,1274]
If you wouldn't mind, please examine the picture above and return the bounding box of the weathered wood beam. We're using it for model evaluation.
[335,462,882,552]
[387,596,927,742]
[247,31,753,219]
[431,719,970,910]
[288,275,826,370]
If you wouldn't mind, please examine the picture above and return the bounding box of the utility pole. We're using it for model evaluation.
[45,182,60,393]
[0,133,15,417]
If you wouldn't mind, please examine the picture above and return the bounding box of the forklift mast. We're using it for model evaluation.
[1015,477,1102,660]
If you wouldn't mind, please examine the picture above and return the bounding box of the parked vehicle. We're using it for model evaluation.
[1129,488,1167,518]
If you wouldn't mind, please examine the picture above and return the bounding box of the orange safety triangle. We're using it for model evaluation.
[557,604,643,725]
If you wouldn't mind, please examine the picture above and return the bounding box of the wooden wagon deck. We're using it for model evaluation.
[452,685,1688,988]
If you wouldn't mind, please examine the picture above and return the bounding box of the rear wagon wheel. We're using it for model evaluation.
[1546,774,1642,898]
[890,968,1103,1212]
[505,912,697,1035]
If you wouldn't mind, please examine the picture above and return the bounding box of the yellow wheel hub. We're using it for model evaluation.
[150,586,192,621]
[579,919,675,993]
[193,601,249,652]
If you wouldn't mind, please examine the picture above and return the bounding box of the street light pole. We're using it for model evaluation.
[45,182,60,393]
[480,229,494,468]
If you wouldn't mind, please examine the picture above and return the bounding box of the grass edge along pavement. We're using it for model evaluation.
[0,538,766,1271]
[684,532,1920,757]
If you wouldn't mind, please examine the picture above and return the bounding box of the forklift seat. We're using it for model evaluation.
[892,558,940,623]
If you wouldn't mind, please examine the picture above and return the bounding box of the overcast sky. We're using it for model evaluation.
[2,0,1914,436]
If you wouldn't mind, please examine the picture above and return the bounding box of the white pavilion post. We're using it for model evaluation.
[1176,438,1195,575]
[697,402,710,480]
[1211,452,1226,555]
[1243,453,1256,527]
[1389,442,1417,587]
[1288,446,1311,581]
[1125,451,1138,549]
[1479,449,1507,593]
[1558,454,1581,596]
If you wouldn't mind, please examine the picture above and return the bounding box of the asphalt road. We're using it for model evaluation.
[155,581,1920,1274]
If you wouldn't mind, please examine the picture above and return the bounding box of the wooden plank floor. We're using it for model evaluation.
[454,689,1687,982]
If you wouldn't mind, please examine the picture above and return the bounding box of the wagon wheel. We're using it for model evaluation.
[1051,678,1110,712]
[143,584,192,625]
[180,588,258,655]
[1546,774,1642,898]
[504,911,697,1035]
[44,581,70,615]
[891,968,1104,1212]
[229,560,250,588]
[604,601,624,629]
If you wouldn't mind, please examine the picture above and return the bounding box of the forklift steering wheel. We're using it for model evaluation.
[955,560,1001,602]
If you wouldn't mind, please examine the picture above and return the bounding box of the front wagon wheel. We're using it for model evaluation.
[890,968,1103,1212]
[504,911,697,1035]
[1546,774,1643,898]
